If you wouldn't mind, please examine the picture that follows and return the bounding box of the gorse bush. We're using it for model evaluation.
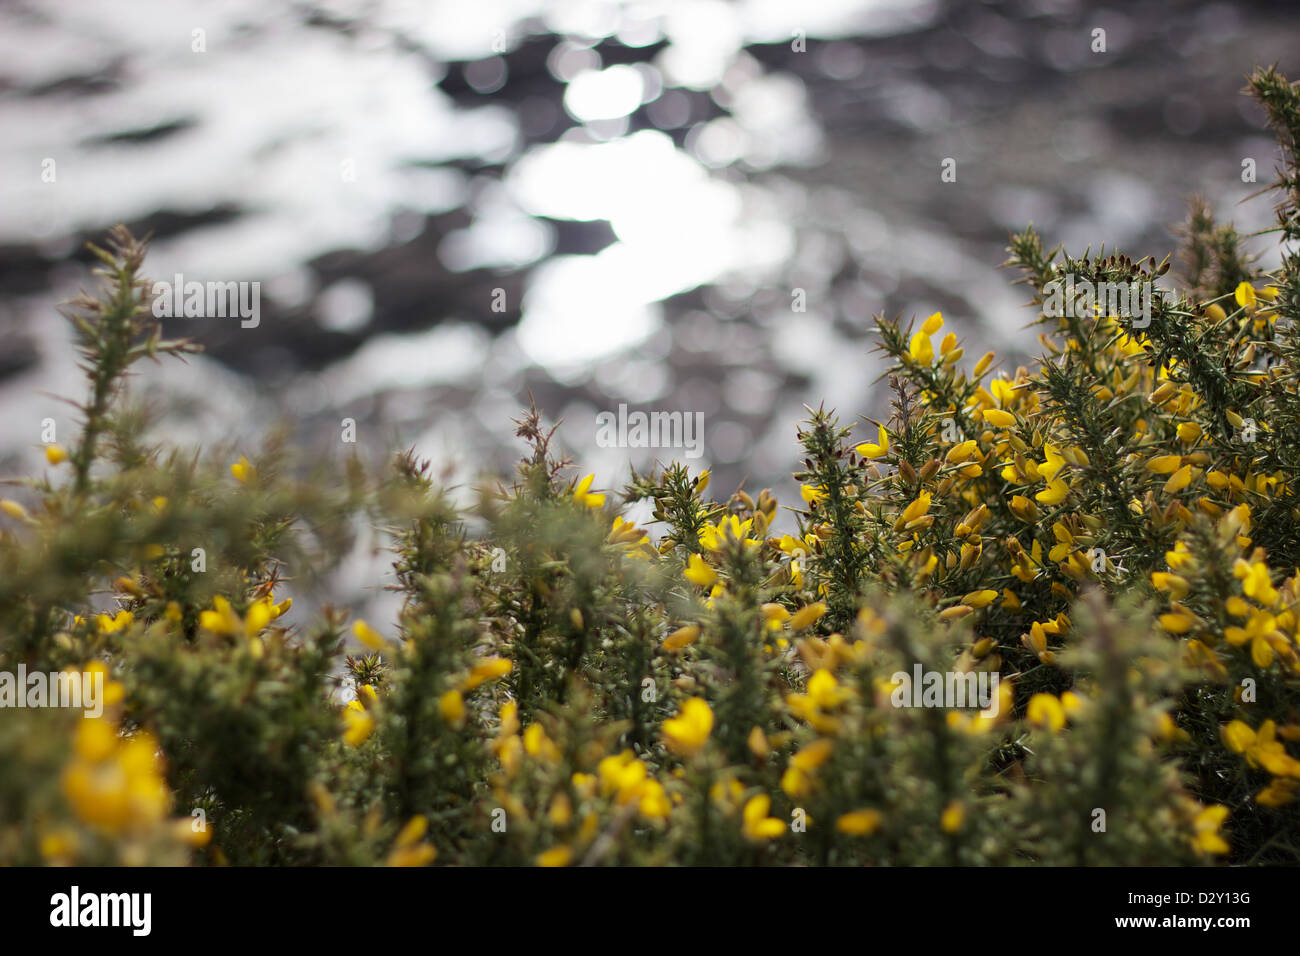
[4,66,1300,866]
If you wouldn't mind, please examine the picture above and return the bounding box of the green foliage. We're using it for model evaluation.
[4,66,1300,866]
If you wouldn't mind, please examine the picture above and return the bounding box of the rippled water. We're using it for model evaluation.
[1,0,1296,542]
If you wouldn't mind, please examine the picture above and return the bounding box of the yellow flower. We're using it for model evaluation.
[61,762,128,832]
[1222,720,1256,753]
[607,516,652,557]
[245,599,273,636]
[1256,780,1298,808]
[342,706,375,746]
[909,330,934,365]
[1026,693,1066,733]
[761,602,791,630]
[789,602,827,631]
[981,408,1016,428]
[683,553,718,587]
[1192,805,1230,855]
[1146,454,1183,474]
[1235,560,1279,605]
[638,780,672,820]
[945,439,978,465]
[597,751,638,795]
[1008,495,1036,522]
[1234,282,1257,309]
[523,723,560,761]
[1159,607,1197,633]
[699,514,760,552]
[1032,445,1062,482]
[741,794,786,841]
[573,473,605,509]
[1225,595,1251,618]
[549,793,573,826]
[62,722,171,835]
[1251,633,1275,668]
[75,717,118,762]
[836,809,882,836]
[781,766,811,799]
[777,534,815,557]
[662,698,713,756]
[855,424,890,459]
[438,689,465,726]
[386,815,437,866]
[710,777,744,811]
[495,735,523,776]
[387,843,436,867]
[896,491,932,531]
[1151,572,1190,600]
[807,669,845,710]
[198,596,242,636]
[95,610,134,634]
[801,484,827,504]
[352,619,387,650]
[0,499,30,521]
[45,444,68,465]
[497,701,519,736]
[663,624,700,650]
[786,679,842,733]
[940,800,965,834]
[790,738,833,772]
[463,656,513,691]
[1035,478,1068,506]
[536,845,574,867]
[1165,540,1195,571]
[1164,465,1193,494]
[230,456,256,483]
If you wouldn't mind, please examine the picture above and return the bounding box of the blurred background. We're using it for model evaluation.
[2,0,1298,535]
